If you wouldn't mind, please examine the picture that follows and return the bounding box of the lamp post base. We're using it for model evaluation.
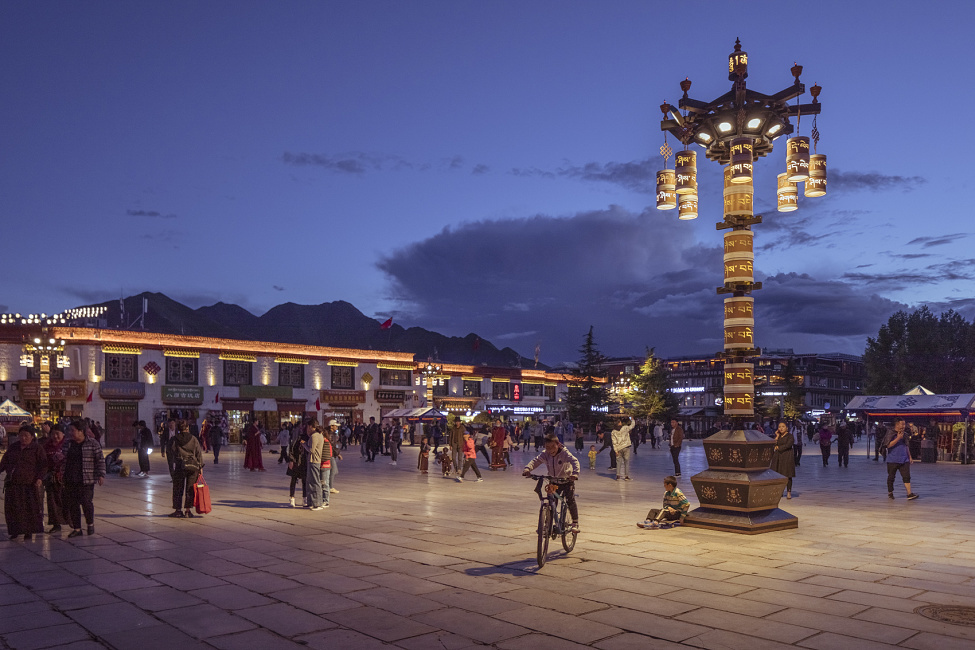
[683,507,798,534]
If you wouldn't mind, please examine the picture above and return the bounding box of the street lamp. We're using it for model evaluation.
[420,358,443,409]
[657,40,825,534]
[20,324,69,422]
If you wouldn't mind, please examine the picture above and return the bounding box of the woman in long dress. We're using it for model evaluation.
[417,436,430,473]
[243,420,265,471]
[0,426,47,539]
[771,421,796,499]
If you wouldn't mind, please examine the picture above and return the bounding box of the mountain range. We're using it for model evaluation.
[82,292,543,368]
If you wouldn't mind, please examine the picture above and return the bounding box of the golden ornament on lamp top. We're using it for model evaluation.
[656,169,677,210]
[776,172,799,212]
[675,150,697,195]
[786,136,810,182]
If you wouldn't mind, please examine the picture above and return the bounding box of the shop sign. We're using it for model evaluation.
[321,390,365,405]
[99,381,146,400]
[20,380,87,400]
[162,385,204,405]
[239,385,293,399]
[487,405,544,415]
[544,404,567,413]
[375,390,405,403]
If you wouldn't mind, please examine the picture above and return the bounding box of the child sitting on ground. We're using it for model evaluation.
[439,445,453,477]
[637,475,690,529]
[587,445,597,470]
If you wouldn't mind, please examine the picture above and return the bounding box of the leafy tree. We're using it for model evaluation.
[865,307,975,394]
[624,347,678,425]
[566,326,610,434]
[781,358,805,421]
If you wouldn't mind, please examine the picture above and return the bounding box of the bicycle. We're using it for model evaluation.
[528,475,577,568]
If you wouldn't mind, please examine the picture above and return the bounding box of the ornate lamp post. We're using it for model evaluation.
[420,358,443,409]
[18,314,70,423]
[657,40,825,534]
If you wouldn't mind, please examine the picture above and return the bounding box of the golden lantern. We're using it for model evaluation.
[729,138,753,184]
[678,194,698,220]
[723,184,753,218]
[786,136,810,181]
[776,172,798,212]
[805,154,827,196]
[675,150,697,195]
[656,169,677,210]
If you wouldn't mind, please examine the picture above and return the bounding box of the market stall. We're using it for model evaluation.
[845,393,975,464]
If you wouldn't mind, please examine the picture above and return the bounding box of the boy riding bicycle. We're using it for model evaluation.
[523,433,581,533]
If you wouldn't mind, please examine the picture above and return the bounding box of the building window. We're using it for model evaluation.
[166,358,198,385]
[522,383,543,397]
[105,354,137,382]
[331,366,354,389]
[433,380,448,397]
[223,360,252,386]
[380,369,411,386]
[545,385,556,401]
[463,381,481,397]
[278,363,305,388]
[492,383,511,400]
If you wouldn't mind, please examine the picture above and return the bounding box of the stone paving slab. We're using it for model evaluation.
[2,444,975,648]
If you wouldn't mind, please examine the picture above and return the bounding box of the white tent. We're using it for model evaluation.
[0,399,31,420]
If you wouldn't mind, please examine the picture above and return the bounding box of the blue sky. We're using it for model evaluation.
[2,2,972,364]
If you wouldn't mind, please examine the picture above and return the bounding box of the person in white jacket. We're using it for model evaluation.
[612,418,635,481]
[523,433,581,533]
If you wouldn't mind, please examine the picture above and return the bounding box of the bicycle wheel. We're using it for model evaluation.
[536,505,552,568]
[560,502,577,553]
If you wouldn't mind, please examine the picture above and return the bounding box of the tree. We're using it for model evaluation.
[566,327,610,434]
[781,358,805,421]
[624,347,678,425]
[865,307,975,394]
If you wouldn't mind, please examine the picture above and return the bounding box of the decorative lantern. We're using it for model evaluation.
[805,154,827,197]
[723,184,753,218]
[656,169,676,210]
[723,362,755,416]
[675,150,697,195]
[786,136,810,181]
[776,173,798,212]
[678,194,698,220]
[729,138,753,184]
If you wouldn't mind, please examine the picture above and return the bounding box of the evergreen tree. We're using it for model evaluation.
[566,326,610,434]
[625,347,678,425]
[781,358,806,421]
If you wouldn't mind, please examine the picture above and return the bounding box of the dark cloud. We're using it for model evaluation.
[471,164,490,175]
[829,170,925,192]
[127,209,176,219]
[553,158,657,194]
[0,304,8,313]
[139,230,182,247]
[282,151,473,175]
[272,285,285,291]
[907,234,970,248]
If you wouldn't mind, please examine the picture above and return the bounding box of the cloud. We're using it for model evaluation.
[0,304,8,313]
[127,209,176,219]
[829,170,925,192]
[494,331,537,341]
[282,151,481,175]
[907,234,970,248]
[471,164,490,175]
[272,285,285,291]
[139,230,182,247]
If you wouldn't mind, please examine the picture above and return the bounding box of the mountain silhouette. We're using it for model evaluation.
[79,292,541,368]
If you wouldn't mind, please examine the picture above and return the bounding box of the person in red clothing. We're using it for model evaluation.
[457,431,483,482]
[243,420,266,471]
[489,419,507,470]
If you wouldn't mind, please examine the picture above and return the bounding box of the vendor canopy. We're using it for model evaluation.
[0,399,31,420]
[846,393,975,414]
[384,407,446,422]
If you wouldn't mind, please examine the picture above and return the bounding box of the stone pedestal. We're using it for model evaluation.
[684,429,798,534]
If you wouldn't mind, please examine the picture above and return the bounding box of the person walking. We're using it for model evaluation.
[0,426,47,540]
[790,421,804,467]
[63,421,105,537]
[772,421,796,499]
[613,419,634,481]
[167,424,204,519]
[208,420,224,464]
[326,419,341,495]
[449,419,465,476]
[364,417,381,462]
[457,431,483,482]
[243,419,265,471]
[304,424,328,510]
[886,418,919,500]
[42,425,69,533]
[277,423,292,464]
[136,420,153,476]
[285,424,308,507]
[818,424,834,467]
[388,419,401,466]
[669,419,684,477]
[836,423,853,468]
[418,436,431,473]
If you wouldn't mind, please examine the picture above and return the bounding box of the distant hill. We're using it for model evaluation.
[79,292,541,368]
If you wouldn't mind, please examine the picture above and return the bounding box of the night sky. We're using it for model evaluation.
[3,2,972,365]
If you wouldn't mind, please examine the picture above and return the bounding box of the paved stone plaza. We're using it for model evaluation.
[2,440,974,649]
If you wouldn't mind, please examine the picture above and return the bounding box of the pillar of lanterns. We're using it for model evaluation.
[21,329,69,423]
[420,358,443,409]
[657,40,824,533]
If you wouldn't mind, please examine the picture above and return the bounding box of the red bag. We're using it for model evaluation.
[193,471,212,514]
